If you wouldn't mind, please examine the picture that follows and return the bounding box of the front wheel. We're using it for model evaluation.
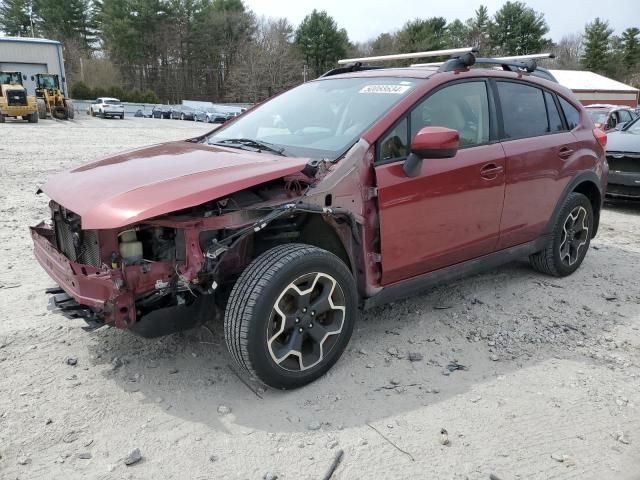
[224,244,357,389]
[530,192,593,277]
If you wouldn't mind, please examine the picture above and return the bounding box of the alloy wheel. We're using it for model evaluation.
[559,206,589,267]
[267,272,346,372]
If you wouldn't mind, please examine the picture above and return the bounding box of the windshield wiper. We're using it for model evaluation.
[209,138,287,156]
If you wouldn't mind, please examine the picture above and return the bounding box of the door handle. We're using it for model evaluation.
[558,146,574,159]
[480,163,504,179]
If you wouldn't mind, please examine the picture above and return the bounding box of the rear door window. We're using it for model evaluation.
[558,97,581,130]
[497,81,547,139]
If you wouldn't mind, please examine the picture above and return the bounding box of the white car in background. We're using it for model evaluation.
[90,97,125,119]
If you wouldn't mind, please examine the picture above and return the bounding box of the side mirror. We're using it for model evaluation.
[403,127,460,177]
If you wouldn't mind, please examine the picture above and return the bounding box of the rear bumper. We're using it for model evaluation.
[607,171,640,198]
[30,223,135,328]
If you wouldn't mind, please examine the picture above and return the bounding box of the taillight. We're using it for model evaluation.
[593,128,607,148]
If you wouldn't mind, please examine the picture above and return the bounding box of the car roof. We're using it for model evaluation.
[585,104,631,111]
[319,67,439,80]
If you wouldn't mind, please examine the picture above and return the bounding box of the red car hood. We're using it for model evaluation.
[42,141,309,229]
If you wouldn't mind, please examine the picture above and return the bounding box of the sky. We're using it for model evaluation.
[243,0,640,44]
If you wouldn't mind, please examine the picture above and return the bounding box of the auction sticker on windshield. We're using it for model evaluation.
[359,84,412,94]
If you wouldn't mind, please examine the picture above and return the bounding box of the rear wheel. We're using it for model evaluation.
[225,244,357,389]
[530,192,593,277]
[28,112,38,123]
[0,114,5,123]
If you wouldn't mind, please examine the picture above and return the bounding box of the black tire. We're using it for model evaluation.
[120,114,124,119]
[65,100,75,119]
[28,111,38,123]
[530,192,593,277]
[225,244,357,389]
[0,114,5,123]
[37,99,47,119]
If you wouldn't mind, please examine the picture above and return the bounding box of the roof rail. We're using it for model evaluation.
[411,52,555,67]
[428,53,558,82]
[337,47,477,65]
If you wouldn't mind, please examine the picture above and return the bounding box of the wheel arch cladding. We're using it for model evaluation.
[545,171,602,239]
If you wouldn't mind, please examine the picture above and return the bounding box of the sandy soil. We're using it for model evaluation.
[1,116,639,480]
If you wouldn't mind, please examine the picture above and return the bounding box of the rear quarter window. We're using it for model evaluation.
[559,97,581,130]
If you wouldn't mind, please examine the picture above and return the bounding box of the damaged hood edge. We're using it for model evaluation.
[41,141,310,229]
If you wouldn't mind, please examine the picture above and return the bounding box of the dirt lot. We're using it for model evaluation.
[1,116,639,480]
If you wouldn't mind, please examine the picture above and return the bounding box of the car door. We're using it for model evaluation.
[375,80,506,285]
[496,81,581,249]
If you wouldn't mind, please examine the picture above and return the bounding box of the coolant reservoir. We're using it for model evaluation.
[119,230,143,264]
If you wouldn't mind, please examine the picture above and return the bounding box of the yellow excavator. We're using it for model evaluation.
[35,73,74,120]
[0,71,39,123]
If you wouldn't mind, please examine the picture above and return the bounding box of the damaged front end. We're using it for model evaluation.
[31,171,361,337]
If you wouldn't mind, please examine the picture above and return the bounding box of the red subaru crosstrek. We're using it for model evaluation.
[32,51,608,389]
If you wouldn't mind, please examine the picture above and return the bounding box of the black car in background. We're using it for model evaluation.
[152,105,173,119]
[606,116,640,199]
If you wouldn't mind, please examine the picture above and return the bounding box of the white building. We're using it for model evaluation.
[550,69,638,108]
[0,37,67,96]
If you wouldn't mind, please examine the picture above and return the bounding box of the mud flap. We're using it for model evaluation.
[129,294,217,338]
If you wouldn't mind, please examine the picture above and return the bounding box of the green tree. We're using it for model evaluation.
[294,9,349,77]
[446,19,470,48]
[581,18,613,74]
[370,32,397,56]
[466,5,491,52]
[620,27,640,70]
[396,17,447,54]
[489,1,551,55]
[34,0,95,50]
[0,0,34,36]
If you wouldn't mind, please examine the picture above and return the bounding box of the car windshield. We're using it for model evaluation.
[624,117,640,133]
[207,77,420,159]
[105,99,121,105]
[586,110,607,124]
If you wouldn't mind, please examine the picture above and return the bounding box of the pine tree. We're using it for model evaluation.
[294,10,349,77]
[0,0,34,36]
[466,5,490,52]
[621,27,640,70]
[581,18,613,74]
[489,1,551,55]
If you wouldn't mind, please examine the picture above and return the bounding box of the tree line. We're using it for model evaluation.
[0,0,638,103]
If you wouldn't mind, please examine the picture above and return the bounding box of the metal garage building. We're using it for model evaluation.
[550,69,638,108]
[0,37,67,96]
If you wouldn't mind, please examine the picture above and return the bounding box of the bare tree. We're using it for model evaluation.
[551,33,584,69]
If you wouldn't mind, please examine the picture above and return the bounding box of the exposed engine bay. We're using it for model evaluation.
[33,170,361,338]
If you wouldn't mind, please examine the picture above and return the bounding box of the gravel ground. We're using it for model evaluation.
[1,116,639,480]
